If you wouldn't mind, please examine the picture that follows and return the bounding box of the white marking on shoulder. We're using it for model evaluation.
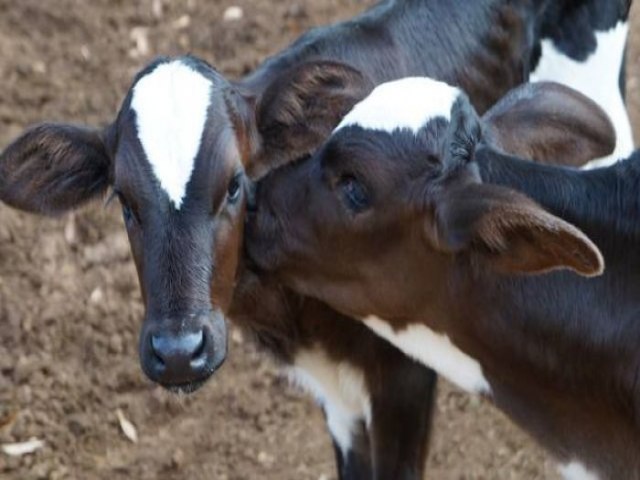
[558,461,600,480]
[335,77,461,134]
[131,60,212,209]
[531,21,633,166]
[363,316,491,395]
[288,348,371,457]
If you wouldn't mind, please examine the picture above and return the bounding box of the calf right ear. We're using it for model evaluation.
[430,183,604,277]
[482,82,616,167]
[249,61,373,179]
[0,123,111,215]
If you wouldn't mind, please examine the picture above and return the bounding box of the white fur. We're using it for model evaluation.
[131,60,212,209]
[531,22,633,167]
[289,348,371,457]
[335,77,460,134]
[363,316,491,395]
[558,461,600,480]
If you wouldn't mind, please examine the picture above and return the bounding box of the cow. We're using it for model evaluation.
[0,0,632,477]
[245,78,640,479]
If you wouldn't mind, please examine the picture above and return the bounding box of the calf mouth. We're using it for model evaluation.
[160,361,226,394]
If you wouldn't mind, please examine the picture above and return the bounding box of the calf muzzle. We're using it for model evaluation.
[139,310,227,392]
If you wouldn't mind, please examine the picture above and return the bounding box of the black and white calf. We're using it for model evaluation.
[0,0,632,478]
[246,76,640,479]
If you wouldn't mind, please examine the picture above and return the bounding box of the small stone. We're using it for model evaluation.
[257,450,274,465]
[171,448,185,468]
[80,45,91,61]
[14,356,36,384]
[152,0,163,18]
[64,214,78,246]
[129,27,150,58]
[223,6,243,22]
[108,334,124,354]
[89,287,104,304]
[32,61,47,74]
[172,15,191,29]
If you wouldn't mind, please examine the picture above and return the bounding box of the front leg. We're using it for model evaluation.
[368,353,438,480]
[328,417,373,480]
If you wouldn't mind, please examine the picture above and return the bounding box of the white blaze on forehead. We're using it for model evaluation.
[335,77,461,134]
[363,316,491,395]
[131,60,213,209]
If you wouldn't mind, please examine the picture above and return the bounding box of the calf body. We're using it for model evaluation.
[246,79,640,478]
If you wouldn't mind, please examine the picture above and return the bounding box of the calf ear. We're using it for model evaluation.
[249,61,373,179]
[0,123,111,215]
[482,82,616,167]
[430,183,603,277]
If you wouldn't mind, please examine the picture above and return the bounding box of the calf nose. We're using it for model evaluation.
[152,330,206,371]
[142,328,215,387]
[140,311,227,391]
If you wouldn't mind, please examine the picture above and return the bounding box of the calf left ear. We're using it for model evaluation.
[431,184,604,277]
[249,61,373,179]
[482,82,616,167]
[0,123,112,215]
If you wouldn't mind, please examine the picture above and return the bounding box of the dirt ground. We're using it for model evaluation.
[0,1,639,479]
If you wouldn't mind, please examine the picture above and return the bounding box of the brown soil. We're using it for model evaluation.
[0,1,638,479]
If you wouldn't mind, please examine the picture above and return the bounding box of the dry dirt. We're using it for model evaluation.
[0,1,639,479]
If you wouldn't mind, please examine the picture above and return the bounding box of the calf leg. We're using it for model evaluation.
[368,353,438,480]
[229,273,437,479]
[329,419,373,480]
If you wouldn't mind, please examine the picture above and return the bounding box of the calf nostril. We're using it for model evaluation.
[190,330,207,370]
[191,330,205,360]
[150,335,166,366]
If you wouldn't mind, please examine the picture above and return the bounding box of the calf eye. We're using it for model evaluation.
[227,174,242,203]
[122,204,134,226]
[339,175,370,212]
[114,191,138,228]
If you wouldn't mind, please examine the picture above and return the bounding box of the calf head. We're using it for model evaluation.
[0,56,369,391]
[246,79,609,320]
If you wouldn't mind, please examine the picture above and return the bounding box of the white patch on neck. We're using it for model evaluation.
[335,77,460,134]
[288,348,371,457]
[131,60,212,209]
[363,316,491,395]
[558,461,600,480]
[531,22,633,167]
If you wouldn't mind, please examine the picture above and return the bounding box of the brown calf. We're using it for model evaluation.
[246,80,640,479]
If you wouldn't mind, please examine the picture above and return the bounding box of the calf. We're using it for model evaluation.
[246,78,640,478]
[0,0,631,477]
